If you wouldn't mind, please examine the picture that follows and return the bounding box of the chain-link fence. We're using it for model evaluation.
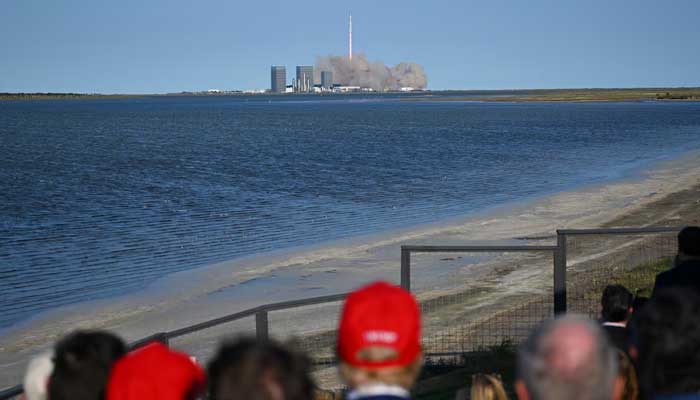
[402,246,557,355]
[168,315,257,366]
[267,300,346,389]
[560,228,680,318]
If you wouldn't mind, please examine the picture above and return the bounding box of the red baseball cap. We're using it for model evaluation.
[106,342,205,400]
[337,281,421,369]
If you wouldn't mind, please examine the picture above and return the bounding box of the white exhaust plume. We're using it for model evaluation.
[315,54,428,91]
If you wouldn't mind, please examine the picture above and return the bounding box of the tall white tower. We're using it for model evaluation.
[349,13,353,60]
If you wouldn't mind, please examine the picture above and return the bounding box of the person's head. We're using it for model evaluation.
[471,373,508,400]
[631,288,700,398]
[516,315,620,400]
[207,337,314,400]
[600,285,633,323]
[23,351,54,400]
[106,341,205,400]
[615,351,638,400]
[337,281,423,390]
[678,226,700,259]
[631,295,648,314]
[48,330,127,400]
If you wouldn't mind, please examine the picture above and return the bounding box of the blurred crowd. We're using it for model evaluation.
[17,226,700,400]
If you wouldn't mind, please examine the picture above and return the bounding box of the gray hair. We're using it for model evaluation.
[517,314,618,400]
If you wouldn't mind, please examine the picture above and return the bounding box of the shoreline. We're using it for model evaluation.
[2,88,700,102]
[1,150,700,388]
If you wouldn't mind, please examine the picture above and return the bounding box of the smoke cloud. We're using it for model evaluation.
[315,54,427,91]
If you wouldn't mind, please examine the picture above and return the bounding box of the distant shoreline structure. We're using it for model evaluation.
[2,87,700,102]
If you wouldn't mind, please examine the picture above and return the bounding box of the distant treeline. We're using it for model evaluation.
[3,88,700,102]
[656,92,699,100]
[0,93,138,100]
[405,88,700,103]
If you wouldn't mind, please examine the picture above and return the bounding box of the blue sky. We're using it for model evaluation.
[1,0,699,93]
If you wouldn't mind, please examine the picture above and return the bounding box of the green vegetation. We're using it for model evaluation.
[0,93,141,100]
[655,91,699,100]
[614,257,671,297]
[4,87,700,102]
[409,88,700,103]
[578,257,671,307]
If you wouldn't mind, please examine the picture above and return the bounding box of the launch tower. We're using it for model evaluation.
[349,13,352,60]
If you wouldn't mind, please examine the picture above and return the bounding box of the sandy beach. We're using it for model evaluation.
[1,150,700,390]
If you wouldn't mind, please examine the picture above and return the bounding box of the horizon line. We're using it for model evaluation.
[2,86,700,96]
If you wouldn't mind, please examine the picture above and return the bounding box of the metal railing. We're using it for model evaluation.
[0,388,21,400]
[0,292,350,399]
[0,226,685,399]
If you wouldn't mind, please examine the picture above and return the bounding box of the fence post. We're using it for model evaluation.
[554,230,567,315]
[155,332,170,346]
[256,310,269,341]
[128,332,169,351]
[401,247,411,292]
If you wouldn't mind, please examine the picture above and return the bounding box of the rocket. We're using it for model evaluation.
[349,13,353,60]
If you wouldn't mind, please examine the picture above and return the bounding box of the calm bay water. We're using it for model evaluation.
[1,96,700,329]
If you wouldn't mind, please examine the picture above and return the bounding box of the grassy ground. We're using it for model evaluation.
[580,257,670,301]
[408,88,700,103]
[0,93,141,100]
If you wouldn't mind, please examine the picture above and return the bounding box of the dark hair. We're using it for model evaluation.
[678,226,700,256]
[601,284,633,322]
[48,330,127,400]
[632,288,700,397]
[207,337,314,400]
[632,295,648,312]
